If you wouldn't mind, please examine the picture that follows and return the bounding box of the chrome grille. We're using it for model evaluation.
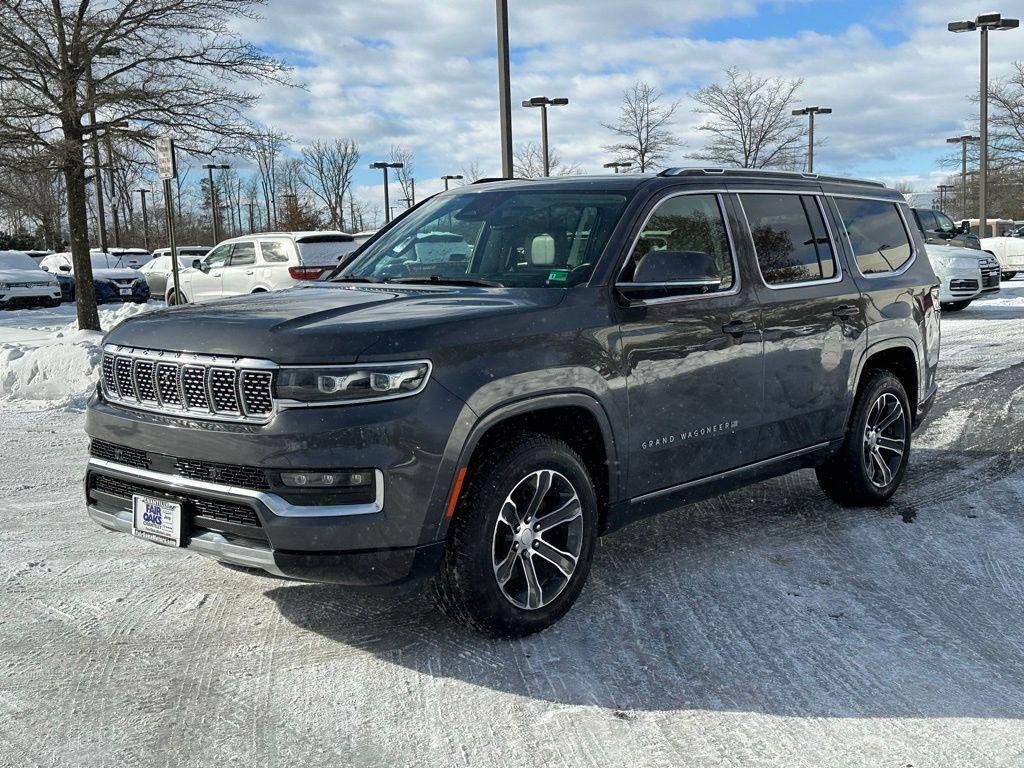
[115,357,136,399]
[134,360,157,402]
[100,345,276,424]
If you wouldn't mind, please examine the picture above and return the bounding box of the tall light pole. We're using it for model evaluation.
[946,134,980,218]
[84,46,121,253]
[442,174,464,190]
[495,0,513,177]
[603,161,633,174]
[949,12,1020,237]
[791,106,832,173]
[137,189,151,251]
[521,96,569,177]
[202,163,230,243]
[369,162,404,223]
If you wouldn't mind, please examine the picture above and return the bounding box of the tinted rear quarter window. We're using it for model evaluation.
[741,194,836,286]
[834,198,913,275]
[259,241,291,263]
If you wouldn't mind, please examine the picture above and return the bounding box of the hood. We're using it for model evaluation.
[90,268,144,281]
[0,268,57,284]
[104,282,566,364]
[926,244,982,261]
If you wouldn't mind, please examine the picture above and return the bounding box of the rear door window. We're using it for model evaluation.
[259,241,291,263]
[741,194,836,286]
[229,242,256,267]
[833,198,913,275]
[914,209,938,232]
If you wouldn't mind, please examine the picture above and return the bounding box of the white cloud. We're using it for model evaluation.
[235,0,1024,203]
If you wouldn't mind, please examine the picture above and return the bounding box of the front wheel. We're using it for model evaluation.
[940,300,972,312]
[817,370,911,507]
[433,434,598,637]
[1002,271,1017,281]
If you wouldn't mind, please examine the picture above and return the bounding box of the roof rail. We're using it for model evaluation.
[658,167,887,189]
[472,176,520,184]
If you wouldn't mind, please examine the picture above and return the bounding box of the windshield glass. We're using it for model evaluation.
[0,251,40,270]
[337,189,630,287]
[934,211,957,231]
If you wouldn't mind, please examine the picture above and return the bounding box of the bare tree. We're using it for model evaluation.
[691,68,805,169]
[988,62,1024,166]
[461,161,485,183]
[602,82,682,172]
[513,142,580,179]
[0,0,290,330]
[300,138,359,229]
[247,126,290,230]
[389,144,416,206]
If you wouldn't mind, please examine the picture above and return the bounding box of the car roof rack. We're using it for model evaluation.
[658,167,887,189]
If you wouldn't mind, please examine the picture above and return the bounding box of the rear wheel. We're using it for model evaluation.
[433,434,598,637]
[166,290,185,306]
[816,370,911,507]
[1002,271,1017,280]
[940,300,972,312]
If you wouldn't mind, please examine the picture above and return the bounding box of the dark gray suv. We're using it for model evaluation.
[85,168,940,636]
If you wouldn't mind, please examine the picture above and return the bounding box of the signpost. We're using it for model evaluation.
[156,138,182,303]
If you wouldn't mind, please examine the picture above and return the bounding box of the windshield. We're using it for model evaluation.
[934,211,957,232]
[0,251,41,271]
[337,189,630,287]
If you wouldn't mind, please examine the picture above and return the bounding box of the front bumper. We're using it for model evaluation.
[937,267,983,302]
[96,280,150,303]
[0,284,63,308]
[85,457,445,585]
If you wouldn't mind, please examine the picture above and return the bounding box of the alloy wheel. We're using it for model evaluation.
[491,469,584,610]
[863,392,907,488]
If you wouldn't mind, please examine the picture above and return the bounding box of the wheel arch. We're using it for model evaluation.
[852,340,920,423]
[438,393,621,539]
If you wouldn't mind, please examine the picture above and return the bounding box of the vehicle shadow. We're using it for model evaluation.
[265,446,1024,717]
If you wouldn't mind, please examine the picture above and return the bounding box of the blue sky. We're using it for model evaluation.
[234,0,1024,208]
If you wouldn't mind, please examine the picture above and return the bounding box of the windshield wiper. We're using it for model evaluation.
[391,275,504,287]
[332,275,383,283]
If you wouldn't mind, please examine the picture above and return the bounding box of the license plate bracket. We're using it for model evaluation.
[132,494,183,547]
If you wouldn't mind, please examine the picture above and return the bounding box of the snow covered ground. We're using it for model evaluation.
[2,286,1024,767]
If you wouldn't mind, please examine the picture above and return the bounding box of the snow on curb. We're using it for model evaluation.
[0,302,158,410]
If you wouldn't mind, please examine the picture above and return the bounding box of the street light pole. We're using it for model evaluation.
[946,134,980,218]
[495,0,513,177]
[202,163,230,243]
[949,12,1020,237]
[442,174,464,190]
[521,96,569,177]
[937,184,955,211]
[370,162,404,223]
[603,161,633,174]
[137,189,150,251]
[791,106,832,173]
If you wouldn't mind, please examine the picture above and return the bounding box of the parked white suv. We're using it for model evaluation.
[167,232,360,304]
[926,244,983,312]
[962,218,1024,280]
[140,246,211,297]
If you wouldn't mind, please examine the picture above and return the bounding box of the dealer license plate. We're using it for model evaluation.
[119,288,132,296]
[132,494,182,547]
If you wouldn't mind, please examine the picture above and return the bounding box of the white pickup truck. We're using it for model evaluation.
[962,218,1024,280]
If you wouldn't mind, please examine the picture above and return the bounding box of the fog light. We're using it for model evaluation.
[279,471,373,488]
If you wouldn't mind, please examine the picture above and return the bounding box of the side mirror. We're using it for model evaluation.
[192,259,205,271]
[959,221,971,234]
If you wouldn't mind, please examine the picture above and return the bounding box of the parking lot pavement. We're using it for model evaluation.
[2,285,1024,768]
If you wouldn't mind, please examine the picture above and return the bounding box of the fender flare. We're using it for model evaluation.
[849,336,921,415]
[428,391,622,542]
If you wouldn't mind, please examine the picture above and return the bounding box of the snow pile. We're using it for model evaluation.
[0,302,158,410]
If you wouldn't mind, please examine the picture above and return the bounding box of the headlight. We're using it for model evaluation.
[276,361,431,405]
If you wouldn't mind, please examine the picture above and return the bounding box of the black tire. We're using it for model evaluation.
[1002,271,1017,281]
[166,290,185,306]
[940,300,972,312]
[816,370,912,507]
[433,434,599,638]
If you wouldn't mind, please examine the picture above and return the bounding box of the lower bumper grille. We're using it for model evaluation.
[90,473,262,529]
[949,278,980,293]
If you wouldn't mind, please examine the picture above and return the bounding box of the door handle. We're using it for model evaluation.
[832,304,861,320]
[245,271,254,276]
[722,319,757,337]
